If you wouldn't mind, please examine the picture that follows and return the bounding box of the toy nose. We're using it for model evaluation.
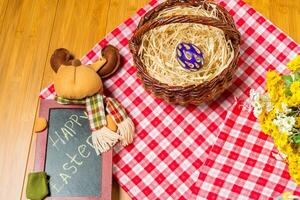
[72,59,81,66]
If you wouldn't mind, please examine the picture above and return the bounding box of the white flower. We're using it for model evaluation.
[261,94,273,112]
[272,151,287,161]
[250,89,260,104]
[284,116,296,131]
[253,106,262,118]
[281,103,292,114]
[249,89,273,118]
[273,114,295,135]
[250,89,262,118]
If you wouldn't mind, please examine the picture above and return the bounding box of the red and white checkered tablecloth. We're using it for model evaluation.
[193,100,300,199]
[191,0,300,199]
[40,0,300,199]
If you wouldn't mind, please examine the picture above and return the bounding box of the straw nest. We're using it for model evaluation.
[129,0,240,105]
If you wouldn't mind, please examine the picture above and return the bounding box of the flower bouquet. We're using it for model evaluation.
[251,56,300,184]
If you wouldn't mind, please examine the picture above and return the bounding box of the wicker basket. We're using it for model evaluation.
[129,0,241,105]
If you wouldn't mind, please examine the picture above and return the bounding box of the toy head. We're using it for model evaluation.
[51,46,120,99]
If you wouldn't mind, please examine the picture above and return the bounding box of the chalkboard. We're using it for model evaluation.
[34,100,112,200]
[46,108,101,197]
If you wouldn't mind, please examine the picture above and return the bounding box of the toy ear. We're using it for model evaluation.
[89,58,107,72]
[97,45,120,78]
[72,59,82,67]
[50,48,74,73]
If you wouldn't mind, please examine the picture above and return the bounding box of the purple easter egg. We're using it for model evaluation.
[176,43,204,71]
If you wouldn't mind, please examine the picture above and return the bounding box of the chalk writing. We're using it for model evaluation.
[49,135,94,193]
[46,108,100,197]
[50,181,64,193]
[61,127,74,141]
[78,144,91,158]
[80,112,88,119]
[48,114,87,151]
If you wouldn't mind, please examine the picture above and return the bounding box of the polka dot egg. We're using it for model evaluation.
[176,42,204,71]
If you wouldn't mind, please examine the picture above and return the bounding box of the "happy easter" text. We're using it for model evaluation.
[47,113,95,193]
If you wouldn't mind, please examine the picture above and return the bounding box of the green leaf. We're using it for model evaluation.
[285,88,292,96]
[291,134,300,144]
[282,75,293,87]
[294,72,300,81]
[282,75,294,96]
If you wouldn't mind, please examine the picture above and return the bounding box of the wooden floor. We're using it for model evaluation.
[0,0,299,199]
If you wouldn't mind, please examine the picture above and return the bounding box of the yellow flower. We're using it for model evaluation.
[287,81,300,106]
[287,55,300,72]
[295,117,300,128]
[282,192,293,200]
[287,152,300,184]
[273,133,289,151]
[254,67,300,184]
[290,82,300,94]
[259,111,274,134]
[266,71,285,105]
[266,71,282,89]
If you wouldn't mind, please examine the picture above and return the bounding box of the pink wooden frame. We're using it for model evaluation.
[34,100,112,200]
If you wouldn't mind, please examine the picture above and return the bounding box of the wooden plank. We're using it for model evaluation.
[22,0,111,199]
[269,0,300,43]
[0,0,58,199]
[112,180,132,200]
[245,0,300,43]
[105,0,149,33]
[41,0,111,88]
[0,0,9,33]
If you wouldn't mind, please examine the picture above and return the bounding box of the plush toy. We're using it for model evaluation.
[49,46,134,154]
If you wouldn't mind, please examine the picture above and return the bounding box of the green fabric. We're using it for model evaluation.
[85,94,107,130]
[55,96,86,104]
[26,172,49,200]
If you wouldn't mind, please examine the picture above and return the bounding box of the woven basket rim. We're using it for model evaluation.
[129,0,241,104]
[138,0,236,29]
